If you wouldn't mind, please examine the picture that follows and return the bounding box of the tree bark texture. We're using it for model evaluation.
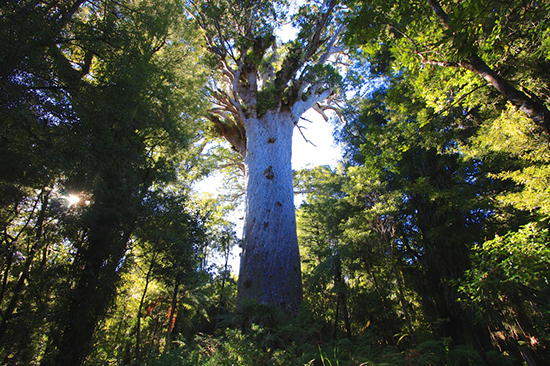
[237,111,303,315]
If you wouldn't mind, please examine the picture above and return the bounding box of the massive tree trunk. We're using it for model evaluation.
[237,111,302,314]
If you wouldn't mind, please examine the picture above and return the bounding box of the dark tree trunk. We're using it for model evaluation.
[164,280,180,352]
[388,246,416,346]
[45,220,132,366]
[333,256,351,339]
[43,176,146,366]
[333,288,340,340]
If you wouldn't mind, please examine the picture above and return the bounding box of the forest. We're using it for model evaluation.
[1,0,549,365]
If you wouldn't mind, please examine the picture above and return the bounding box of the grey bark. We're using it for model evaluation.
[237,111,302,315]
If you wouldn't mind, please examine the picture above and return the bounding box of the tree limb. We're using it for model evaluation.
[427,0,452,28]
[316,23,346,66]
[304,0,339,61]
[296,124,317,147]
[424,0,550,134]
[312,102,331,121]
[275,0,339,93]
[291,87,333,123]
[459,55,550,134]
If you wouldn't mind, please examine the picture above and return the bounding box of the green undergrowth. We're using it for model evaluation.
[142,301,514,366]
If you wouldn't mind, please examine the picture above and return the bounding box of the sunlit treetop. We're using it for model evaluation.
[185,0,347,156]
[344,0,550,135]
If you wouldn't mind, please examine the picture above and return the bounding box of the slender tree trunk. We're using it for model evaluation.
[337,272,352,338]
[389,258,416,346]
[0,250,13,307]
[333,288,340,340]
[237,111,303,315]
[333,256,351,339]
[341,291,351,338]
[385,236,416,346]
[368,265,391,343]
[164,280,179,353]
[0,189,50,343]
[135,251,157,361]
[519,346,537,366]
[0,192,42,310]
[218,237,230,307]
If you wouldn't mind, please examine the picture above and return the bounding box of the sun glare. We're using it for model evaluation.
[67,195,81,206]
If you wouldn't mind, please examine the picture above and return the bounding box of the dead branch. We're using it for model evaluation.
[296,123,317,147]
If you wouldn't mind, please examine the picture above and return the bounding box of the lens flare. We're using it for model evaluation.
[67,195,80,206]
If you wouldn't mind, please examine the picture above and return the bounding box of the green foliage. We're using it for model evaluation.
[340,1,550,361]
[459,222,550,345]
[257,84,282,117]
[140,326,512,366]
[0,0,208,364]
[464,222,550,302]
[345,0,550,134]
[468,106,550,216]
[303,64,342,87]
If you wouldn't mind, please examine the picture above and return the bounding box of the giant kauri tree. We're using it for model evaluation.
[187,0,345,315]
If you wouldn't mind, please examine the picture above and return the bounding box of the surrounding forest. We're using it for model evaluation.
[1,0,549,365]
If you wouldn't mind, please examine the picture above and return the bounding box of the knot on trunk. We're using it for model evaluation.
[264,166,274,180]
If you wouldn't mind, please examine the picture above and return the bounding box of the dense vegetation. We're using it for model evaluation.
[1,0,549,365]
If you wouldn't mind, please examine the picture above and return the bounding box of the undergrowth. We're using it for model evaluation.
[142,300,515,366]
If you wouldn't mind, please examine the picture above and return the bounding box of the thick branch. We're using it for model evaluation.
[209,87,248,126]
[49,45,83,85]
[427,0,452,28]
[424,0,550,134]
[304,0,339,61]
[275,0,339,93]
[57,0,88,31]
[460,55,550,134]
[312,102,332,121]
[291,86,333,123]
[315,24,345,66]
